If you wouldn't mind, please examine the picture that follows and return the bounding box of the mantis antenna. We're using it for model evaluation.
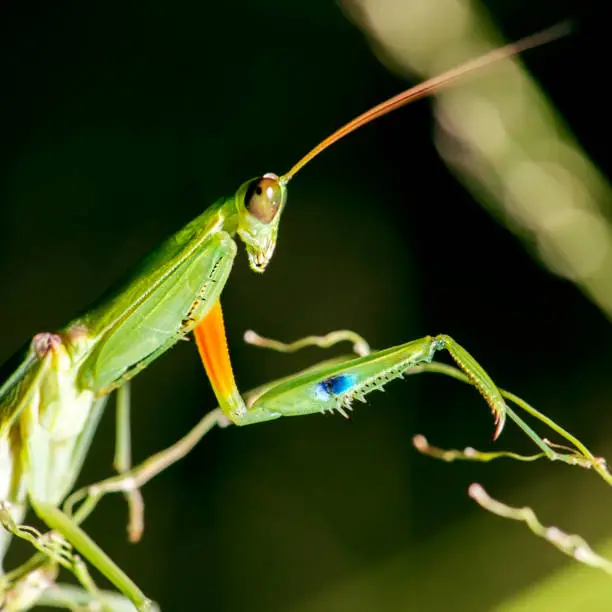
[281,21,570,183]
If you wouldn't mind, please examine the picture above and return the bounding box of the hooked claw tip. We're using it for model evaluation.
[492,413,506,441]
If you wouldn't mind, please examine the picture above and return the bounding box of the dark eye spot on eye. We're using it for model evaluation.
[244,177,264,207]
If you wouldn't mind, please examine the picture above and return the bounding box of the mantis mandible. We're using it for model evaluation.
[0,24,567,611]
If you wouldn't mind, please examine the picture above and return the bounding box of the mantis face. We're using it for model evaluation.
[235,173,287,273]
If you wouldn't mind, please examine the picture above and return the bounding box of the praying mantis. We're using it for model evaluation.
[0,24,569,611]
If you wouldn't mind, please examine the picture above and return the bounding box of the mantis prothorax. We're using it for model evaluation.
[0,23,568,611]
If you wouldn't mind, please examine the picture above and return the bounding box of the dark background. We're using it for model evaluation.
[1,1,611,610]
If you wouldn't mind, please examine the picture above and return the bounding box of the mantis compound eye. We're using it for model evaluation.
[244,174,282,224]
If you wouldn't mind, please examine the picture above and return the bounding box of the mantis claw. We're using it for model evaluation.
[493,410,506,440]
[435,335,508,440]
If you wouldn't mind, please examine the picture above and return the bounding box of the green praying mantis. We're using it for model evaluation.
[0,23,572,611]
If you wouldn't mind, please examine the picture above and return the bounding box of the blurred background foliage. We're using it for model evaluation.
[0,0,611,610]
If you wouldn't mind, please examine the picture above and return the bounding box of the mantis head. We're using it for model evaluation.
[235,173,288,273]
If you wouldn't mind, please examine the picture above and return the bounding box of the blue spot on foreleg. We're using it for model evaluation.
[315,374,358,398]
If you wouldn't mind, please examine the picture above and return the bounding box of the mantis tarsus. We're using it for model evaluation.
[0,24,569,611]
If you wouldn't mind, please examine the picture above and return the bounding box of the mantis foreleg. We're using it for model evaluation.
[243,329,612,483]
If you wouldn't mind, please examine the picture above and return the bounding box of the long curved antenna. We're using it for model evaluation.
[281,21,570,183]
